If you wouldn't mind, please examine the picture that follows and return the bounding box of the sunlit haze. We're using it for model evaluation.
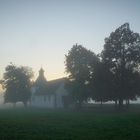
[0,0,140,82]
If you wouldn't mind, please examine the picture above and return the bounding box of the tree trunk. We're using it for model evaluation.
[128,99,130,105]
[115,100,117,106]
[115,100,118,109]
[119,98,123,108]
[126,99,130,108]
[100,99,103,107]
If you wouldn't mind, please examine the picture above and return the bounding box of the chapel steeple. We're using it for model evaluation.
[35,67,47,86]
[39,67,45,78]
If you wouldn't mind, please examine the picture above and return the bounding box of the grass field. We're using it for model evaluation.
[0,105,140,140]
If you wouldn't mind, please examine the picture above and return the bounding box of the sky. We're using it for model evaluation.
[0,0,140,82]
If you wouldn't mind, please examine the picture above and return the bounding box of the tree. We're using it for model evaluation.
[91,60,115,105]
[101,23,140,107]
[1,63,33,107]
[65,44,99,107]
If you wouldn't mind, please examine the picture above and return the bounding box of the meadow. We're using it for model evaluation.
[0,105,140,140]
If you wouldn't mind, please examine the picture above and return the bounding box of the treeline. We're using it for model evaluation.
[65,23,140,108]
[0,23,140,108]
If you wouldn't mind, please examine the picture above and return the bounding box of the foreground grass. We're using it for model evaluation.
[0,105,140,140]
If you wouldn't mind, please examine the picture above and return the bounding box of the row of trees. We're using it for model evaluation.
[0,23,140,108]
[65,23,140,107]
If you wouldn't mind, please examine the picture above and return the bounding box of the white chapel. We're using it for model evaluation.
[31,68,68,108]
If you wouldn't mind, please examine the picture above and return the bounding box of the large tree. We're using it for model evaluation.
[101,23,140,106]
[65,44,99,107]
[91,60,115,104]
[1,63,33,107]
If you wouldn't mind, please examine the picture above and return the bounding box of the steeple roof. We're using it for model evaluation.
[35,68,47,86]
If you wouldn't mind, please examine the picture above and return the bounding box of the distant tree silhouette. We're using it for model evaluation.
[101,23,140,107]
[65,44,98,107]
[1,63,33,107]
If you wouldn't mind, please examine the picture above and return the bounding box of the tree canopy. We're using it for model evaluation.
[101,23,140,106]
[1,63,33,107]
[65,23,140,108]
[65,44,99,106]
[91,61,114,104]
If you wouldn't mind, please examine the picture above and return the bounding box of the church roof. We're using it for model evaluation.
[46,78,66,95]
[33,68,67,95]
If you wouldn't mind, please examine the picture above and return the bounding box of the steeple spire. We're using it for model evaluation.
[35,67,47,86]
[39,67,44,78]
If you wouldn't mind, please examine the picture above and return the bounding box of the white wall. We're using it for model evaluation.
[31,95,55,108]
[31,83,68,108]
[55,83,68,108]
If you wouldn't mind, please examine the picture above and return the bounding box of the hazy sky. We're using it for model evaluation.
[0,0,140,81]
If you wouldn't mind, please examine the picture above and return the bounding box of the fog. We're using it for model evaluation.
[0,93,25,109]
[1,93,140,109]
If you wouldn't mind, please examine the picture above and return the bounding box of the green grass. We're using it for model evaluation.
[0,105,140,140]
